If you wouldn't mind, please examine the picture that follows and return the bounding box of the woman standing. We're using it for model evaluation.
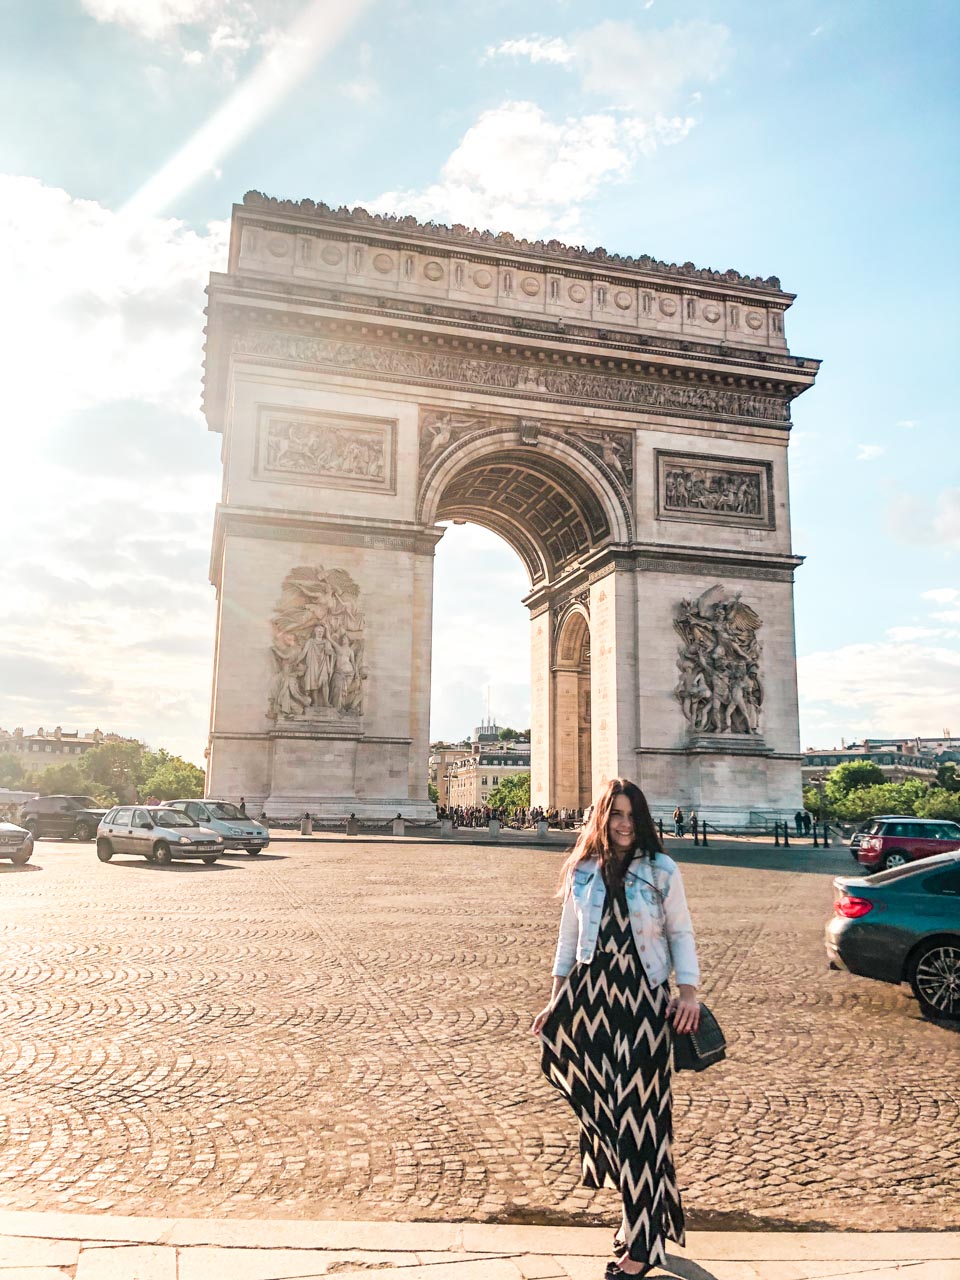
[531,778,700,1278]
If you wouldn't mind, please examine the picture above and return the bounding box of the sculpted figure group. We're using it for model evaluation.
[267,566,367,720]
[673,585,763,735]
[664,466,761,516]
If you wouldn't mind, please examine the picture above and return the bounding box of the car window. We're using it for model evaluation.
[885,821,910,838]
[132,808,152,827]
[149,809,194,827]
[185,803,202,819]
[924,868,960,895]
[207,803,243,820]
[113,807,133,825]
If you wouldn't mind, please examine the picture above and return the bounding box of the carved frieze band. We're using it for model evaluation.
[233,330,790,426]
[655,450,774,529]
[256,406,396,494]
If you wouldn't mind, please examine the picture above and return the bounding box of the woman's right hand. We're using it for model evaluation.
[529,1004,554,1036]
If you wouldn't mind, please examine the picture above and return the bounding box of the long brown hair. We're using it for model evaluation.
[556,777,662,896]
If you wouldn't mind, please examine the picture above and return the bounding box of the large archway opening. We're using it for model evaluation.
[554,610,592,809]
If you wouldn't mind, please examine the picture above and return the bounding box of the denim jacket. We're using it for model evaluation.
[551,852,699,989]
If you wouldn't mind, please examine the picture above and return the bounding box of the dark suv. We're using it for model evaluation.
[19,795,109,842]
[858,817,960,872]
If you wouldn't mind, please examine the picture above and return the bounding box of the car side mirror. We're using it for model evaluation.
[139,820,153,829]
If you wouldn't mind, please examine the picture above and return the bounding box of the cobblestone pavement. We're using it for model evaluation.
[0,839,957,1231]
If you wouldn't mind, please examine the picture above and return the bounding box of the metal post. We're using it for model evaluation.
[701,823,708,848]
[658,818,664,841]
[783,822,790,848]
[774,821,781,847]
[822,822,830,848]
[812,823,819,847]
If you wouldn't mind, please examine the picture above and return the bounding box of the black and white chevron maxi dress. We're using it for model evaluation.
[539,880,685,1269]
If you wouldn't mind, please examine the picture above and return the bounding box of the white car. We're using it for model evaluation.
[96,806,223,865]
[163,800,270,854]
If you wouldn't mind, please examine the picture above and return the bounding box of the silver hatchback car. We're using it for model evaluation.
[96,806,223,865]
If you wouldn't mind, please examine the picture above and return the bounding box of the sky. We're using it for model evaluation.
[2,0,958,765]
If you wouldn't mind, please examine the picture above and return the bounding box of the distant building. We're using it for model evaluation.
[0,726,134,759]
[802,735,959,784]
[447,739,531,808]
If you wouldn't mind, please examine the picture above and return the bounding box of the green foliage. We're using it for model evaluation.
[428,782,439,804]
[829,778,926,823]
[825,761,887,802]
[32,763,93,797]
[81,741,145,802]
[914,788,960,821]
[139,756,204,801]
[935,762,960,793]
[802,786,822,818]
[497,727,520,741]
[0,753,26,788]
[486,772,531,810]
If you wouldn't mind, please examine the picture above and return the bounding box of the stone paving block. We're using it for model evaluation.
[327,1263,523,1279]
[176,1245,415,1279]
[462,1224,610,1256]
[162,1217,459,1253]
[0,1235,80,1266]
[0,1270,74,1280]
[75,1244,177,1279]
[517,1255,569,1278]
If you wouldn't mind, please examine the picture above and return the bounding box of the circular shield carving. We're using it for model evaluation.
[320,244,343,266]
[267,235,290,258]
[521,277,541,296]
[373,252,395,274]
[614,290,633,310]
[473,268,493,288]
[703,304,721,323]
[569,283,587,303]
[659,296,678,316]
[746,311,764,330]
[423,261,444,281]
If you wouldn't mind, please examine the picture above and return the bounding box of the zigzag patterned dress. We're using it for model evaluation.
[539,877,685,1269]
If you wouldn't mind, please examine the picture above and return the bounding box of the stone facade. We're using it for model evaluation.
[201,194,819,820]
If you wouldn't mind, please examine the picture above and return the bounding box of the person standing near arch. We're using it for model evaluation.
[531,778,700,1277]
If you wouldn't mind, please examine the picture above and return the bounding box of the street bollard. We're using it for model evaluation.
[488,818,500,841]
[783,822,790,848]
[392,813,405,837]
[658,818,664,841]
[701,823,708,847]
[346,812,359,837]
[692,825,699,847]
[822,822,830,848]
[440,817,453,837]
[774,821,780,847]
[537,819,549,840]
[812,824,819,847]
[300,811,312,836]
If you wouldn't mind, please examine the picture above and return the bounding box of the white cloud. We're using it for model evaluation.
[365,100,693,241]
[855,443,885,462]
[488,36,574,65]
[923,588,960,604]
[891,489,960,551]
[378,17,726,239]
[80,0,232,40]
[896,418,920,429]
[884,626,943,642]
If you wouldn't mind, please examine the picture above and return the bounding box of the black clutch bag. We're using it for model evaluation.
[673,1002,726,1072]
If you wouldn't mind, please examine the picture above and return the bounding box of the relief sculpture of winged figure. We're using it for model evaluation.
[673,585,763,735]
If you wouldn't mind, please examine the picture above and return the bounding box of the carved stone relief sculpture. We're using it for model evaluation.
[267,566,367,721]
[259,410,395,493]
[576,428,634,490]
[673,585,763,735]
[656,451,773,528]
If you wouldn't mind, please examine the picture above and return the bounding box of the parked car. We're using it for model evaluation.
[0,820,34,865]
[162,800,269,854]
[857,817,960,872]
[826,851,960,1020]
[848,815,903,860]
[96,806,223,865]
[19,795,108,842]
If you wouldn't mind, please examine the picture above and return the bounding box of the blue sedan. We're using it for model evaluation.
[826,851,960,1021]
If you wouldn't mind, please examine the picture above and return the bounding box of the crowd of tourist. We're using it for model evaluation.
[436,804,586,829]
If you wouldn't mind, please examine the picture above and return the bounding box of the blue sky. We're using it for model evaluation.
[2,0,958,762]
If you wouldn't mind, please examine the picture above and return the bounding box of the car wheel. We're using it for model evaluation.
[96,839,113,863]
[202,856,218,865]
[74,821,94,842]
[154,841,173,866]
[909,940,960,1021]
[883,849,909,870]
[11,847,32,866]
[248,849,260,856]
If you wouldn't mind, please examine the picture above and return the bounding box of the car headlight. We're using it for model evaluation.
[178,836,192,845]
[215,835,224,843]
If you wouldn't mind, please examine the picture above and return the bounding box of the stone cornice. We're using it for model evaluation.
[209,506,444,585]
[240,192,789,295]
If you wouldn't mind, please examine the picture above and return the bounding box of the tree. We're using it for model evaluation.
[915,788,960,822]
[487,773,530,810]
[829,778,926,823]
[428,782,439,804]
[139,756,204,801]
[32,763,92,797]
[935,762,960,793]
[825,761,887,804]
[81,741,146,804]
[802,785,822,818]
[0,753,25,788]
[498,727,520,741]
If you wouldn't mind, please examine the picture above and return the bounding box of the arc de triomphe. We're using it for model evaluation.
[201,192,819,822]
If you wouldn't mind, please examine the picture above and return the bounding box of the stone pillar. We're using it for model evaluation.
[589,567,638,796]
[529,610,552,810]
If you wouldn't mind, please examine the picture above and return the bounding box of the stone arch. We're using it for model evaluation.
[418,428,632,586]
[553,607,592,809]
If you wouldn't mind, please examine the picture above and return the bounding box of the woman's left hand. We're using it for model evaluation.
[667,989,700,1034]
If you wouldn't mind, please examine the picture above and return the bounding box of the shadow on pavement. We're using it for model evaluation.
[669,841,855,876]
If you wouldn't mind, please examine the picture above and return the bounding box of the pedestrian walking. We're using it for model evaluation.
[238,796,247,817]
[794,810,803,836]
[690,811,698,840]
[673,805,684,837]
[531,777,700,1277]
